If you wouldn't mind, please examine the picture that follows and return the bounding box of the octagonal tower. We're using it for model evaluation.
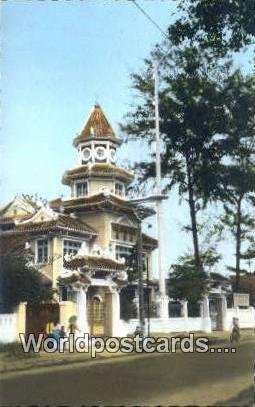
[62,104,134,198]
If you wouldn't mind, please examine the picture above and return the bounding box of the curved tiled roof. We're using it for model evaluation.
[64,255,126,271]
[62,163,134,185]
[58,270,92,285]
[60,193,155,220]
[0,214,33,224]
[73,105,122,146]
[10,214,97,236]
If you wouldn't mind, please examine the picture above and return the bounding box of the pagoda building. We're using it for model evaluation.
[0,105,157,337]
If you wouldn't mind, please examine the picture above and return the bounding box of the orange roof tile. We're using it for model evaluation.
[73,105,121,146]
[0,214,33,223]
[4,214,97,236]
[64,255,126,271]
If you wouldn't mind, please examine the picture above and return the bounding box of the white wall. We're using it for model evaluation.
[119,317,206,336]
[0,314,17,343]
[227,308,255,330]
[119,308,255,336]
[1,307,254,344]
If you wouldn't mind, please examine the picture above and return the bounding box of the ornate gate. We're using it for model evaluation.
[88,297,105,336]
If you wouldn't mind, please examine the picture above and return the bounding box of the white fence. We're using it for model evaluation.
[119,316,208,336]
[0,307,254,343]
[120,308,255,336]
[227,307,255,329]
[0,314,17,343]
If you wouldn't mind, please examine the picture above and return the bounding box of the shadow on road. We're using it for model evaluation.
[213,386,253,406]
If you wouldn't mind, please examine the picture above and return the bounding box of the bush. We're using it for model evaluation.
[0,341,38,358]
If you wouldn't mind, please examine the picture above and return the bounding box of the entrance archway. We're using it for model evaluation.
[88,296,105,336]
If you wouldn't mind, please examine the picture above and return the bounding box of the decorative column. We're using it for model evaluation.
[110,287,121,337]
[75,283,89,336]
[202,296,212,333]
[105,286,122,337]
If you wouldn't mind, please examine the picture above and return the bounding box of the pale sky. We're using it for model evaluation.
[1,0,253,275]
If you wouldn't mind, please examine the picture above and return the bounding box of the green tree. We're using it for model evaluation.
[233,274,255,306]
[240,242,255,271]
[218,72,255,290]
[220,164,255,290]
[169,0,255,56]
[120,287,137,321]
[124,243,138,282]
[122,45,228,272]
[0,252,53,313]
[168,253,213,315]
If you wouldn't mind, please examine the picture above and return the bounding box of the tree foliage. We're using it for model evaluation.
[169,0,255,56]
[122,3,254,293]
[168,253,211,315]
[0,252,53,313]
[217,71,255,289]
[122,45,230,272]
[231,274,255,306]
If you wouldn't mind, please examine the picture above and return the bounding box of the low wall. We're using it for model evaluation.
[227,307,255,329]
[1,306,254,343]
[59,301,76,331]
[119,317,207,336]
[119,307,255,336]
[0,314,17,343]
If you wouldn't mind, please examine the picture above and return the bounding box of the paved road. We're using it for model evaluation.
[1,339,254,406]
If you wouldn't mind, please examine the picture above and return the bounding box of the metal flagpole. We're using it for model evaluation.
[130,0,170,319]
[154,61,168,318]
[137,215,145,335]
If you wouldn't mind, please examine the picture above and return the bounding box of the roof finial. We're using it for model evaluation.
[94,93,100,108]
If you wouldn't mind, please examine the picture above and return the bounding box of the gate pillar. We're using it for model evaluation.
[202,296,212,333]
[76,284,89,336]
[105,287,121,337]
[220,294,228,331]
[180,300,189,332]
[16,302,27,340]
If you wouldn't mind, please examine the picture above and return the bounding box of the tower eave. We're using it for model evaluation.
[73,134,122,148]
[62,163,134,185]
[59,193,155,220]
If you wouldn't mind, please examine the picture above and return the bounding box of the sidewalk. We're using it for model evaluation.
[0,347,132,375]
